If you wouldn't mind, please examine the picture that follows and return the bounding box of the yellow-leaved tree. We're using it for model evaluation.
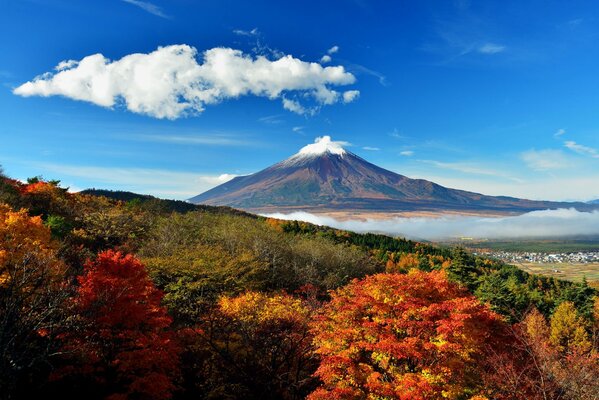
[0,204,67,394]
[182,291,318,399]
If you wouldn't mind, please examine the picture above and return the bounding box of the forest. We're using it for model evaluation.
[0,172,597,400]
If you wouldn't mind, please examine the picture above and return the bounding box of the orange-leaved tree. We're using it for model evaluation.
[309,270,505,400]
[54,250,179,400]
[0,204,67,396]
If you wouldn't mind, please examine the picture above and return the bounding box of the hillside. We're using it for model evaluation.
[190,136,595,215]
[1,173,597,399]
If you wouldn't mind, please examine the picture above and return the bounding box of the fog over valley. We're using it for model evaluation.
[263,208,599,240]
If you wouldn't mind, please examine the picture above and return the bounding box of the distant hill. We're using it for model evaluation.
[589,199,599,205]
[189,136,596,214]
[80,188,256,217]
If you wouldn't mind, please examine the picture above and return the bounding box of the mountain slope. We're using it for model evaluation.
[189,136,595,214]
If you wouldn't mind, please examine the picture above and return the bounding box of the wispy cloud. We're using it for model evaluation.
[263,208,599,240]
[13,45,358,119]
[567,18,583,28]
[233,27,259,37]
[554,128,566,137]
[347,63,388,86]
[423,7,512,64]
[35,162,236,199]
[564,141,599,158]
[389,129,408,139]
[362,146,380,151]
[258,115,284,124]
[422,160,523,182]
[400,173,599,202]
[478,43,506,54]
[127,133,251,146]
[400,150,414,156]
[521,149,571,171]
[292,126,305,134]
[122,0,170,19]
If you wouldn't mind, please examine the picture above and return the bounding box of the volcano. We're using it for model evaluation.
[189,136,593,214]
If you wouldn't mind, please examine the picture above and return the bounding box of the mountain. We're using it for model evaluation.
[189,136,595,214]
[589,199,599,205]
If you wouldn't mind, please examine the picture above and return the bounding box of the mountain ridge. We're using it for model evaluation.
[189,136,596,214]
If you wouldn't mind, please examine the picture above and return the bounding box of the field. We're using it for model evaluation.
[437,238,599,285]
[514,262,599,287]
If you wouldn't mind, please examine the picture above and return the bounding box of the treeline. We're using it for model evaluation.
[274,218,596,322]
[0,173,598,399]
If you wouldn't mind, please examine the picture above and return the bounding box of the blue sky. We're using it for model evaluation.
[1,0,599,201]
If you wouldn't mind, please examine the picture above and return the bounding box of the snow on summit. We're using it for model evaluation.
[297,136,348,156]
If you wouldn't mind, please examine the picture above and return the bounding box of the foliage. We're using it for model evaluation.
[310,271,505,400]
[483,305,598,400]
[52,251,180,400]
[180,292,318,399]
[0,204,68,397]
[1,171,598,399]
[145,244,270,325]
[140,212,378,326]
[275,218,451,257]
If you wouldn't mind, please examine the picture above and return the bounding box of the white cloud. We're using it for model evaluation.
[342,90,360,103]
[122,0,170,18]
[36,162,236,199]
[521,149,570,171]
[282,98,309,115]
[400,150,414,156]
[13,45,358,119]
[320,55,332,64]
[298,136,349,156]
[263,208,599,240]
[362,146,380,151]
[55,60,78,71]
[554,128,566,137]
[292,126,304,133]
[478,43,506,54]
[327,45,339,54]
[233,28,259,36]
[564,141,599,158]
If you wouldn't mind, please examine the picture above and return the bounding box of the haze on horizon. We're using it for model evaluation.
[1,0,599,203]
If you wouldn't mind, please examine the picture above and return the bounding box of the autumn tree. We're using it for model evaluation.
[183,291,318,399]
[546,302,597,398]
[53,250,179,400]
[0,204,67,398]
[485,304,598,400]
[310,270,504,400]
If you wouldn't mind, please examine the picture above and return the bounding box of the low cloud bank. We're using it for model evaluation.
[262,208,599,240]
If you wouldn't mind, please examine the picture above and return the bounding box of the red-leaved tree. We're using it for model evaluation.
[54,250,179,400]
[309,270,505,400]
